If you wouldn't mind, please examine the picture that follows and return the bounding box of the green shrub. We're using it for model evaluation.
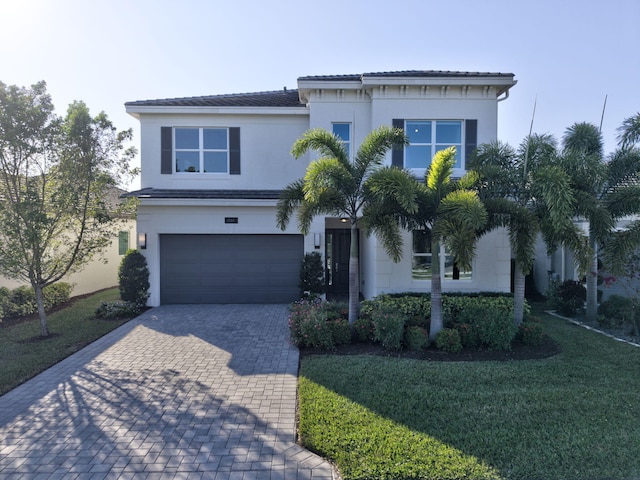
[119,249,150,306]
[2,283,72,318]
[330,318,352,346]
[324,302,348,321]
[9,286,36,317]
[553,280,586,317]
[289,299,350,350]
[461,307,517,351]
[598,295,634,328]
[404,325,429,351]
[435,328,462,353]
[0,287,10,321]
[299,251,325,298]
[353,316,375,343]
[517,317,545,346]
[372,307,406,351]
[454,323,480,349]
[361,294,431,318]
[298,308,335,350]
[95,300,143,319]
[43,282,72,310]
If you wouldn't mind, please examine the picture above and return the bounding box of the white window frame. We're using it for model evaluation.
[174,127,229,174]
[332,122,352,160]
[411,230,472,281]
[405,120,463,172]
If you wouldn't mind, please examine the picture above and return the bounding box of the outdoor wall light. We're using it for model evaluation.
[314,233,321,249]
[340,217,348,223]
[138,232,147,250]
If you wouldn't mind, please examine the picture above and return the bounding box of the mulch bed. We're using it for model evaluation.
[299,334,561,362]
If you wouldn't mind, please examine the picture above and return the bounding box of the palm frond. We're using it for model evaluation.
[602,220,640,274]
[303,158,353,203]
[426,147,455,195]
[354,126,408,176]
[276,179,304,230]
[617,113,640,150]
[562,122,603,157]
[363,213,404,263]
[364,166,418,215]
[291,128,349,166]
[605,185,640,219]
[606,147,640,187]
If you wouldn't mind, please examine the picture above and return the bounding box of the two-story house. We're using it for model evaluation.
[125,70,517,306]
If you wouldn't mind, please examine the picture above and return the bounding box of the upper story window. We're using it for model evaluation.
[174,127,229,173]
[405,120,463,169]
[332,123,351,159]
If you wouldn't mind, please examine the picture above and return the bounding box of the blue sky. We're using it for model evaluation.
[2,0,638,187]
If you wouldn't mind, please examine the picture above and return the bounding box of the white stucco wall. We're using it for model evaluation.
[361,227,511,297]
[137,112,310,191]
[0,220,136,297]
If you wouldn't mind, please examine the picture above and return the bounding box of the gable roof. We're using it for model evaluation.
[125,89,303,108]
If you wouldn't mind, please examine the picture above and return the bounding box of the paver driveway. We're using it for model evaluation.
[0,304,338,479]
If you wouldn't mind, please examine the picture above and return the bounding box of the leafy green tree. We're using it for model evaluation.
[560,120,640,322]
[0,81,137,336]
[399,147,487,340]
[277,126,416,324]
[470,135,583,325]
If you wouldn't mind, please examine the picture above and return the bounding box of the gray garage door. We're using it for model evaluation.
[160,234,303,304]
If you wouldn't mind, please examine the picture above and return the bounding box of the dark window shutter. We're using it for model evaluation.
[229,127,240,175]
[465,119,477,164]
[161,127,173,174]
[392,119,404,168]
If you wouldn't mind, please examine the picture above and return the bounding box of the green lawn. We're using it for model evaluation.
[0,288,131,396]
[299,309,640,480]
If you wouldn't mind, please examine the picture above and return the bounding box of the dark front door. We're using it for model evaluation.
[325,229,356,296]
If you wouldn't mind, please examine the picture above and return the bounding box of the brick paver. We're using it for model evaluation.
[0,304,338,479]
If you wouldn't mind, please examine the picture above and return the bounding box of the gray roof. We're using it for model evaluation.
[122,188,282,200]
[298,70,515,81]
[125,89,303,108]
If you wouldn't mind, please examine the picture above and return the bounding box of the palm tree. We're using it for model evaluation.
[398,147,487,340]
[618,112,640,151]
[469,135,582,325]
[276,126,416,324]
[560,120,640,322]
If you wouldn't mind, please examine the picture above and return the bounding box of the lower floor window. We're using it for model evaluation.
[412,230,472,280]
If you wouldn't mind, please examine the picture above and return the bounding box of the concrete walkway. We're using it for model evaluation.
[0,304,338,479]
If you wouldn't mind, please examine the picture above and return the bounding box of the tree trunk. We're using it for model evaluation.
[429,240,442,341]
[513,266,526,326]
[34,284,50,337]
[348,221,359,325]
[585,233,598,323]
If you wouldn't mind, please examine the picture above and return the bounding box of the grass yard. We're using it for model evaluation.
[299,309,640,480]
[0,288,131,396]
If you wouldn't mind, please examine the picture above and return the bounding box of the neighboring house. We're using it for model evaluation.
[533,217,640,302]
[0,187,136,297]
[124,70,517,306]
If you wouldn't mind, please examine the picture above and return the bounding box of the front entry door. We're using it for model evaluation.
[325,229,357,296]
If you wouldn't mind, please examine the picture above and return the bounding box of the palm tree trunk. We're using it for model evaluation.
[513,266,525,325]
[585,233,598,322]
[348,221,359,324]
[34,284,50,337]
[430,240,443,341]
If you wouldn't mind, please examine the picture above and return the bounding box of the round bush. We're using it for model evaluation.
[435,328,462,353]
[404,326,429,351]
[353,316,375,343]
[517,317,545,346]
[598,295,634,328]
[372,307,406,351]
[554,280,586,317]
